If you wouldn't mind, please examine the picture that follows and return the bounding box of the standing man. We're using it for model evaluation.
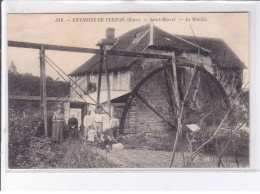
[94,108,103,138]
[83,110,95,139]
[109,113,120,139]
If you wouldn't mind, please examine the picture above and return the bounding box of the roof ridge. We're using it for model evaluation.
[116,23,150,40]
[153,25,211,53]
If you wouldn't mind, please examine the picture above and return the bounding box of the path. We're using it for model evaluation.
[96,148,175,168]
[95,148,249,168]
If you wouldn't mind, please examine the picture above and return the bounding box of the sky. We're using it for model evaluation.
[7,13,249,83]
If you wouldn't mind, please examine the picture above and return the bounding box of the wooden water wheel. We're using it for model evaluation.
[120,61,230,134]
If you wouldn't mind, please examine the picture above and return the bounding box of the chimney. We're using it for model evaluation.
[96,27,117,47]
[106,28,115,40]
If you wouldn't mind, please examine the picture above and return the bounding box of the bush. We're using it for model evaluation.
[61,140,118,168]
[8,104,42,168]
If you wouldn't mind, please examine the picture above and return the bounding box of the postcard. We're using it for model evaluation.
[6,12,249,170]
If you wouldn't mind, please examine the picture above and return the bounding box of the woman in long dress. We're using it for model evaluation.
[52,105,64,142]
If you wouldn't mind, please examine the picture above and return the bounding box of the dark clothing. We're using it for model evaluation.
[68,117,79,139]
[111,127,119,138]
[103,129,114,139]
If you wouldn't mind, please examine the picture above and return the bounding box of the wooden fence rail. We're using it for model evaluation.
[9,95,69,102]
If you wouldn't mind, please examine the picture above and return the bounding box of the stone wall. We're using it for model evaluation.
[128,49,176,133]
[131,71,173,133]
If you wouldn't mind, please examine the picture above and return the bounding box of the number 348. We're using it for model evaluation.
[55,18,64,22]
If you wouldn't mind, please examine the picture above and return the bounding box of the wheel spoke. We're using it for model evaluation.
[135,93,175,129]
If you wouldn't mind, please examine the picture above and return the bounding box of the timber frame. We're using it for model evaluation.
[8,40,230,137]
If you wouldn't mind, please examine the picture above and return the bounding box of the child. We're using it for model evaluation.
[83,110,96,139]
[87,125,96,143]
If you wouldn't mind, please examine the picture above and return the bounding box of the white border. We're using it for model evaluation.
[1,0,260,190]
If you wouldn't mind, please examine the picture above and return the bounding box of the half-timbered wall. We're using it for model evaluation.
[69,71,131,101]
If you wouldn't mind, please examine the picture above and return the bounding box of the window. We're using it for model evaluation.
[163,36,171,41]
[132,31,143,43]
[86,82,96,94]
[113,71,119,90]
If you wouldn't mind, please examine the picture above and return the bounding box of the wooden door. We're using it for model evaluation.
[114,106,129,130]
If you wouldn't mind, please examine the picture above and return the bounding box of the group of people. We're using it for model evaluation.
[83,110,120,143]
[51,105,120,144]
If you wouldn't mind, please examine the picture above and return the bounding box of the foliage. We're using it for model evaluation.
[9,104,43,168]
[229,90,249,127]
[8,72,69,97]
[8,102,118,169]
[177,88,250,167]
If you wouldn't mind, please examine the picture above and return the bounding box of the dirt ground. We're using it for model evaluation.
[95,148,249,168]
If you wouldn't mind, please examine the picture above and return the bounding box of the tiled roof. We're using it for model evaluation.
[69,24,245,76]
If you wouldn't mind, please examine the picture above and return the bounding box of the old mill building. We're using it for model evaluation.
[66,24,245,134]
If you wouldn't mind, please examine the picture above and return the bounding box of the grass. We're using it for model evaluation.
[117,132,175,151]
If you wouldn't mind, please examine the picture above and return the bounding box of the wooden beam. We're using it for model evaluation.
[40,46,48,138]
[169,57,181,112]
[164,68,175,113]
[104,49,111,117]
[135,93,175,129]
[110,103,126,106]
[40,57,43,103]
[8,41,99,54]
[119,92,135,134]
[107,50,172,60]
[8,40,172,60]
[192,70,201,102]
[96,46,103,109]
[9,95,69,102]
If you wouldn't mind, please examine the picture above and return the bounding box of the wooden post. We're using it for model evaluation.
[164,68,175,114]
[97,46,103,110]
[169,56,182,167]
[192,70,201,102]
[104,48,111,117]
[40,61,43,103]
[169,57,181,112]
[40,46,48,137]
